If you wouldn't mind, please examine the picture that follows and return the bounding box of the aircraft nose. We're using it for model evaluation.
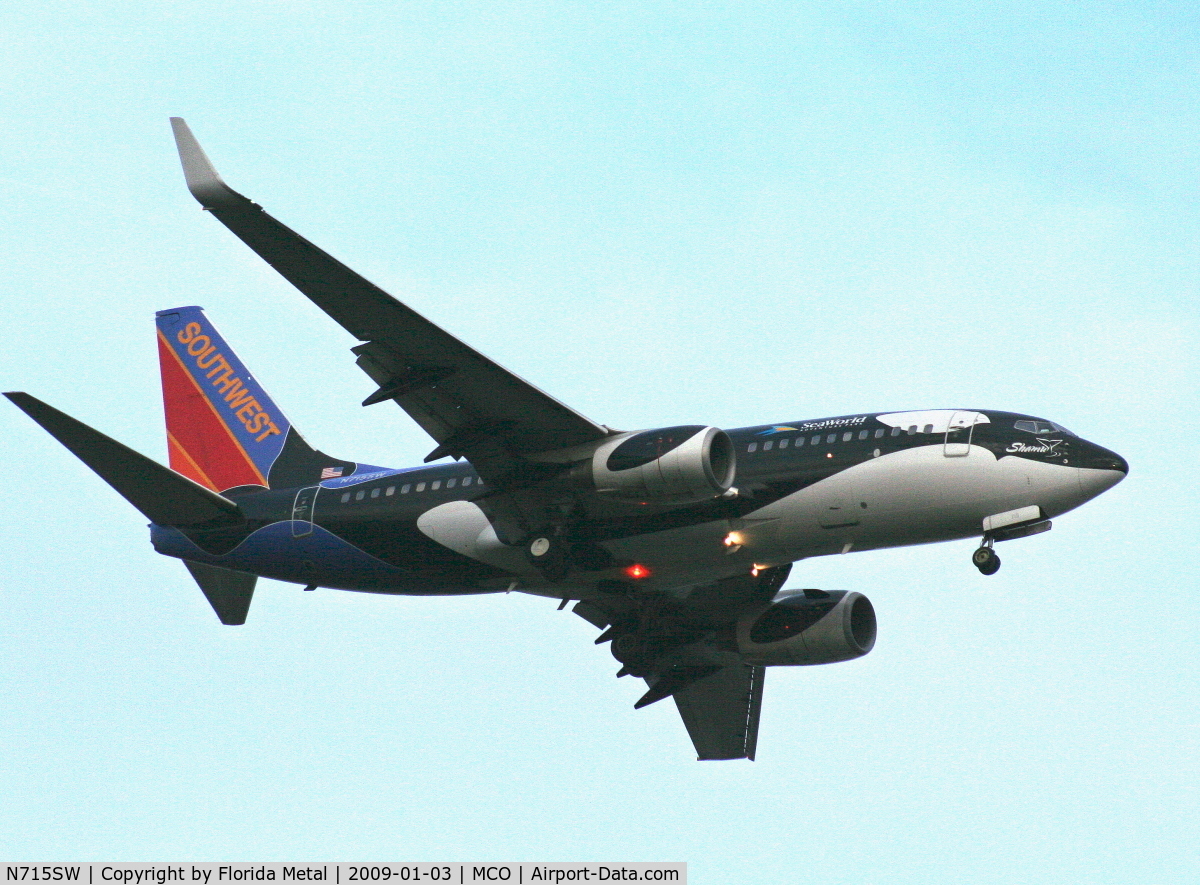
[1080,443,1128,475]
[1076,442,1127,501]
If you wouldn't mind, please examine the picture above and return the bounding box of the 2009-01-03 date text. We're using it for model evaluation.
[348,870,450,882]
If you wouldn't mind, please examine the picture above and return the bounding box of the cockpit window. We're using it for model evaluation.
[1014,419,1074,436]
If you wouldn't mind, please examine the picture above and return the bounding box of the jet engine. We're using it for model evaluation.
[580,425,736,505]
[737,590,876,666]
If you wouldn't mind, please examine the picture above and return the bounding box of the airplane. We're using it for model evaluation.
[5,119,1129,761]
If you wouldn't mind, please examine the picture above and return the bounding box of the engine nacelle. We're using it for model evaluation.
[737,590,876,666]
[582,425,736,505]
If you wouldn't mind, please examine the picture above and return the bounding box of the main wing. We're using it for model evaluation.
[169,118,610,477]
[169,120,774,759]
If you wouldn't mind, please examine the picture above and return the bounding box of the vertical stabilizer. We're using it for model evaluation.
[156,306,354,492]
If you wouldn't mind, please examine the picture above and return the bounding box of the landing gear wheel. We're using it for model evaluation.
[568,541,614,572]
[972,546,1000,575]
[529,536,554,561]
[610,633,657,677]
[611,633,646,665]
[528,535,570,581]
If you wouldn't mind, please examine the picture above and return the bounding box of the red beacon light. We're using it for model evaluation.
[624,563,652,580]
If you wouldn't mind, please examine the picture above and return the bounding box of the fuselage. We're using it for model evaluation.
[6,122,1136,761]
[150,408,1127,597]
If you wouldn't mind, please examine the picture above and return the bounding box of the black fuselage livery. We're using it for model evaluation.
[6,120,1128,761]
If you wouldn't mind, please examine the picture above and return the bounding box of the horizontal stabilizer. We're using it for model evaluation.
[5,392,244,527]
[183,560,256,625]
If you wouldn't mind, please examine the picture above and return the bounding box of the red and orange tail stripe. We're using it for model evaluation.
[155,307,291,492]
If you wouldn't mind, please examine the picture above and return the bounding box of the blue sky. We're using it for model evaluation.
[1,2,1197,880]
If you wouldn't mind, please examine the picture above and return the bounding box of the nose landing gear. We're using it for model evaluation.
[972,541,1000,576]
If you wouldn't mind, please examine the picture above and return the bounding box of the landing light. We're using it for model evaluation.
[724,531,744,547]
[624,564,651,580]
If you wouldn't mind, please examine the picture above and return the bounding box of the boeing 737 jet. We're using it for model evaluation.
[5,119,1128,760]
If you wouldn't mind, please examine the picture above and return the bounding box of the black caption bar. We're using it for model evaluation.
[2,865,685,885]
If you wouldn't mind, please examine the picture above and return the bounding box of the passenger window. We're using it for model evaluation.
[416,482,426,492]
[858,430,868,440]
[923,424,933,434]
[747,443,758,453]
[795,437,804,447]
[811,435,821,445]
[447,478,457,488]
[874,428,884,438]
[386,486,395,496]
[842,432,853,442]
[779,438,789,449]
[890,427,901,437]
[763,441,774,451]
[341,492,350,503]
[402,484,411,493]
[431,481,441,490]
[462,476,472,486]
[371,488,380,498]
[907,426,917,435]
[355,490,365,501]
[827,434,837,444]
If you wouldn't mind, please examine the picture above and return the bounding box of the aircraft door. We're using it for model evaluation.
[944,411,977,457]
[291,486,319,537]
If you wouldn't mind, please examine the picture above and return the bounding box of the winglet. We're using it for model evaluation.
[169,117,250,209]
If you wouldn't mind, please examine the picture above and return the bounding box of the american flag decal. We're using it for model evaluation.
[320,466,344,479]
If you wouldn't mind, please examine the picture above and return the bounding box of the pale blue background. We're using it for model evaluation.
[1,3,1197,881]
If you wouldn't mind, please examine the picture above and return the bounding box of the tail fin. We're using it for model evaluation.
[156,306,354,492]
